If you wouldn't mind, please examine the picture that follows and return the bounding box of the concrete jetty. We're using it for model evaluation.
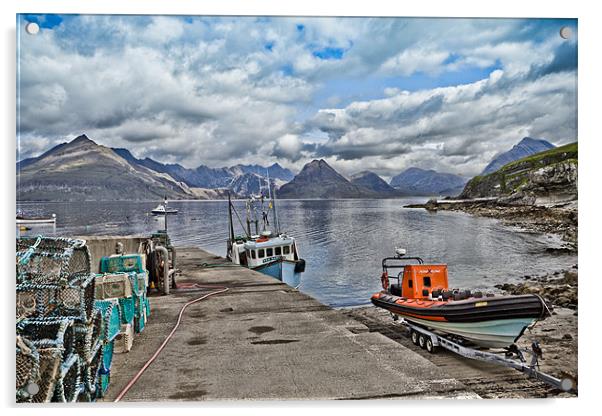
[105,247,478,401]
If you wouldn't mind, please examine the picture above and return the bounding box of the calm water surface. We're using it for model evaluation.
[17,199,576,307]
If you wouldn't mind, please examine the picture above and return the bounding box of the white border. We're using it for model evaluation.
[2,1,600,415]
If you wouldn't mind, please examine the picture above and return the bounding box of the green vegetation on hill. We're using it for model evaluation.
[460,142,578,199]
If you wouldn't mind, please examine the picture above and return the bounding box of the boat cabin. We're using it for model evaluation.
[382,255,449,299]
[230,235,298,268]
[397,264,448,299]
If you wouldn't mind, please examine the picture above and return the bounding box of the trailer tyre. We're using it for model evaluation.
[411,330,419,345]
[418,333,427,349]
[425,337,437,354]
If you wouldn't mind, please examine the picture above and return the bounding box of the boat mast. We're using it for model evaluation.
[227,192,235,247]
[272,183,280,235]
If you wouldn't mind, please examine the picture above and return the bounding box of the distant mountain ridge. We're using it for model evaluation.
[112,147,294,190]
[389,167,467,196]
[481,137,555,175]
[350,171,399,195]
[17,135,294,201]
[278,160,379,199]
[17,135,196,201]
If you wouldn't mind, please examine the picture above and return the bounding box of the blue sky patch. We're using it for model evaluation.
[312,47,345,60]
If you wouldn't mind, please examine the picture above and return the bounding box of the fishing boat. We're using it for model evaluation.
[226,178,305,288]
[151,200,178,215]
[370,249,549,348]
[16,213,56,225]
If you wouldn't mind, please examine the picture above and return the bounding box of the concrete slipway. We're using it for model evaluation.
[104,247,479,401]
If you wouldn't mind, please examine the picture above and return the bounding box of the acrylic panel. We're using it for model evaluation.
[16,14,578,402]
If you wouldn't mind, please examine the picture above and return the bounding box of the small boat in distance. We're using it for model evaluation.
[16,213,56,225]
[151,199,178,215]
[371,249,549,349]
[226,176,305,288]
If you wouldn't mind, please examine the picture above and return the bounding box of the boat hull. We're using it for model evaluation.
[371,292,547,348]
[16,218,56,225]
[253,259,302,288]
[402,315,537,348]
[151,210,177,215]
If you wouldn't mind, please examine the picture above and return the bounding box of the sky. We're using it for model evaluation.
[17,15,577,178]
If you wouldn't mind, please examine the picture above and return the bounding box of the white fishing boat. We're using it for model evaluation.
[16,213,56,225]
[151,199,178,215]
[226,176,305,288]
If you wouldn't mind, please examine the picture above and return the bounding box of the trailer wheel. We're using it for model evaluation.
[418,333,427,349]
[425,337,437,354]
[411,330,419,345]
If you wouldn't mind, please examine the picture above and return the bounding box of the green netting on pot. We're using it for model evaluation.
[17,237,91,285]
[118,297,135,324]
[134,294,146,319]
[134,310,146,334]
[97,369,110,398]
[128,271,148,297]
[101,341,114,372]
[16,336,40,403]
[145,297,151,317]
[53,353,81,402]
[94,299,121,342]
[100,254,145,274]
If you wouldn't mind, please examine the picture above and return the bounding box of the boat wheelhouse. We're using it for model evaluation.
[226,177,305,287]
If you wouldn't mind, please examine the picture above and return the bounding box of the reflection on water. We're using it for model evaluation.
[17,199,576,307]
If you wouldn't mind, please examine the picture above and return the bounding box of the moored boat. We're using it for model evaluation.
[371,249,549,348]
[16,213,56,225]
[151,199,178,215]
[226,177,305,287]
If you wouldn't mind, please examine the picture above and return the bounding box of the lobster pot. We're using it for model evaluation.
[82,342,102,397]
[30,348,63,403]
[114,323,134,353]
[16,275,95,322]
[100,254,145,274]
[95,273,133,300]
[16,336,40,403]
[118,297,136,325]
[73,308,103,364]
[17,237,91,285]
[94,299,122,342]
[17,318,75,362]
[53,353,82,402]
[97,369,111,398]
[101,341,114,372]
[145,297,151,317]
[134,309,146,334]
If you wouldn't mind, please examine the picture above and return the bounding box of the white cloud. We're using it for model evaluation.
[17,15,577,177]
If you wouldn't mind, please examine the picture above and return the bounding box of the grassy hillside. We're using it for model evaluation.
[460,142,578,199]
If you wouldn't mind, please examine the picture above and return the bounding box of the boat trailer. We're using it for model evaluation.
[399,318,577,394]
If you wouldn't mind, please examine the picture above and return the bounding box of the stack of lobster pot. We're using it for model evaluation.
[95,254,150,352]
[16,237,99,402]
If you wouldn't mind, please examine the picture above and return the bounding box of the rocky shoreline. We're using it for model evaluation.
[405,198,578,251]
[396,198,579,393]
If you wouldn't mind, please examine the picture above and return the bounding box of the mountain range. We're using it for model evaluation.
[16,134,561,201]
[17,135,290,201]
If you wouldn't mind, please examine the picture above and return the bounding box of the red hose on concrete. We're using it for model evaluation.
[113,286,229,402]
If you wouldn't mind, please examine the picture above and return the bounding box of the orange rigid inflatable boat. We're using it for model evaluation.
[371,251,550,348]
